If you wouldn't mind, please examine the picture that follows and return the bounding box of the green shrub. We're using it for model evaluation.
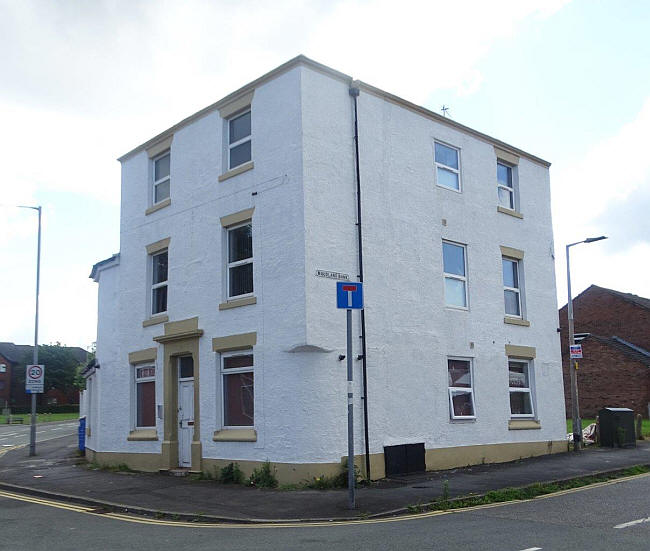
[248,461,278,488]
[306,460,361,489]
[220,462,244,484]
[11,404,79,414]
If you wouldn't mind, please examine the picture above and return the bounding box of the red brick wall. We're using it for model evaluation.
[0,354,12,405]
[562,339,650,418]
[559,286,650,349]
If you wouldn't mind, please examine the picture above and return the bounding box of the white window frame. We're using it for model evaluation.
[502,257,522,318]
[508,359,534,418]
[228,109,252,170]
[151,250,168,316]
[497,161,515,210]
[220,350,254,429]
[226,222,253,300]
[434,141,461,192]
[442,240,468,310]
[447,357,476,420]
[134,364,156,429]
[152,151,171,205]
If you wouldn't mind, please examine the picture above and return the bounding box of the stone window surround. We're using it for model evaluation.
[219,209,256,310]
[145,136,174,215]
[504,344,540,430]
[143,238,170,326]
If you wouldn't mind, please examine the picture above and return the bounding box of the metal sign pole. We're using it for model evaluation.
[29,206,42,456]
[346,308,355,509]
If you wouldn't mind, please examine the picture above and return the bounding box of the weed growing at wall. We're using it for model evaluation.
[248,461,278,488]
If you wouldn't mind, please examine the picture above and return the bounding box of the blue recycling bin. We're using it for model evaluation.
[78,416,86,452]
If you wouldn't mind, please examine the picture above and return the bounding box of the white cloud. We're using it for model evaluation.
[553,97,650,303]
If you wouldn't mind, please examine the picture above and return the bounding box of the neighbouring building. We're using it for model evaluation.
[559,285,650,418]
[87,55,566,482]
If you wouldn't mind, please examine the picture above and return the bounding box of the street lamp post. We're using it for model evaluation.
[18,205,42,457]
[566,235,607,451]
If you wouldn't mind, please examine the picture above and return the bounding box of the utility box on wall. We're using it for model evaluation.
[599,407,636,448]
[384,443,425,477]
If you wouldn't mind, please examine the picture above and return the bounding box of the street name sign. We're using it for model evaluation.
[25,364,45,394]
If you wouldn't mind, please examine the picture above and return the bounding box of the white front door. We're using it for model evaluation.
[178,377,194,468]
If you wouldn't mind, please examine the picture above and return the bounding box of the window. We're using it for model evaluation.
[0,381,5,390]
[443,241,467,308]
[228,110,251,169]
[508,360,534,417]
[221,352,254,427]
[153,151,170,204]
[151,250,168,315]
[448,358,475,419]
[135,365,156,428]
[502,257,521,317]
[497,162,514,209]
[178,356,194,379]
[227,222,253,298]
[435,142,460,191]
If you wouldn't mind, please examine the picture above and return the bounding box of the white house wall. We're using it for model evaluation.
[300,64,566,459]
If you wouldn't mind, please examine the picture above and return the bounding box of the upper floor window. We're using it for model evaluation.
[502,257,522,317]
[497,162,514,209]
[435,142,461,191]
[151,250,168,315]
[153,152,170,204]
[227,223,253,299]
[448,358,475,419]
[229,110,251,169]
[508,359,534,417]
[443,241,468,308]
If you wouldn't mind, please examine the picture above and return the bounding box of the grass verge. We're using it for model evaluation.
[407,465,650,514]
[0,413,79,424]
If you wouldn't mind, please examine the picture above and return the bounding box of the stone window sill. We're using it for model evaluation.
[508,419,541,430]
[218,161,254,182]
[497,206,524,219]
[213,428,257,442]
[219,296,257,310]
[145,198,171,216]
[127,429,159,441]
[504,317,531,327]
[143,314,169,327]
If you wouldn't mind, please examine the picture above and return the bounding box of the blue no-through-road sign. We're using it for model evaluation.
[337,281,363,309]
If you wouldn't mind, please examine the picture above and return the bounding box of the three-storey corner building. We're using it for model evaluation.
[88,55,566,481]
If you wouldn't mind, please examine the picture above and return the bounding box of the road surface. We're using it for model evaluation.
[0,420,77,453]
[1,469,648,550]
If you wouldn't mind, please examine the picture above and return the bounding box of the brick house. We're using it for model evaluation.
[559,285,650,418]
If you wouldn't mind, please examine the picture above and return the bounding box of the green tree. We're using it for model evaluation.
[14,343,85,404]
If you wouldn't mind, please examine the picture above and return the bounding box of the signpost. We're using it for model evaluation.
[26,365,45,394]
[336,281,363,510]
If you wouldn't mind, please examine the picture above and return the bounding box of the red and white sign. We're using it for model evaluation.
[569,344,583,359]
[26,364,45,393]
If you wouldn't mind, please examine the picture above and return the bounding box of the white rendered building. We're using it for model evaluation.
[87,56,567,481]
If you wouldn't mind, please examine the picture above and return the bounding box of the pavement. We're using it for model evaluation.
[1,431,649,523]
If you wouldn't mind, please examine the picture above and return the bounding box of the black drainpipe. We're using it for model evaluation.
[349,84,371,481]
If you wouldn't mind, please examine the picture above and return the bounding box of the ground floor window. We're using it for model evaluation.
[135,365,156,428]
[447,358,475,419]
[221,351,254,427]
[508,359,534,417]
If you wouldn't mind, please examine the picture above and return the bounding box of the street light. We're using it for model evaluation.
[17,205,42,457]
[566,235,607,451]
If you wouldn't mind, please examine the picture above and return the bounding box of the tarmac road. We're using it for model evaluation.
[0,420,77,452]
[1,471,649,550]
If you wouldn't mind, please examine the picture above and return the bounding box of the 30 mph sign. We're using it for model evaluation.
[25,364,45,394]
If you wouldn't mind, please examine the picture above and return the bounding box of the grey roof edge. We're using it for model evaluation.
[586,334,650,365]
[89,253,120,281]
[117,55,550,168]
[612,337,650,358]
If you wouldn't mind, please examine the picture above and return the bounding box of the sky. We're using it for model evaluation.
[1,0,649,349]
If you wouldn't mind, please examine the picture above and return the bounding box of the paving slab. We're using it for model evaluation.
[1,435,649,522]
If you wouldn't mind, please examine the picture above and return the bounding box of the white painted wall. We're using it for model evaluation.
[93,60,566,469]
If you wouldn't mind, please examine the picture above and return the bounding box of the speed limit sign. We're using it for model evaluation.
[26,364,45,393]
